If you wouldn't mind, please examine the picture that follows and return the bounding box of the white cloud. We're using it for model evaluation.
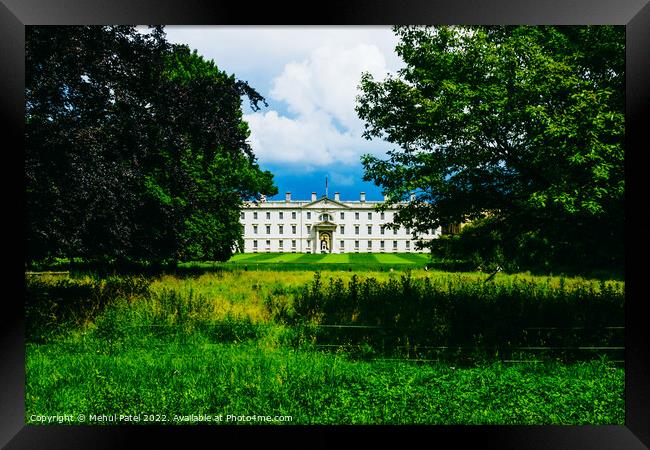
[270,43,391,134]
[160,26,402,169]
[245,110,338,167]
[162,26,402,78]
[245,41,397,169]
[244,109,389,170]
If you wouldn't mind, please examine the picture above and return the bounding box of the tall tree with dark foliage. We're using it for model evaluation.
[26,26,276,265]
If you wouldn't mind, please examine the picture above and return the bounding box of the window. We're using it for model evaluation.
[307,225,311,233]
[367,225,372,235]
[320,213,331,221]
[253,212,258,220]
[340,225,345,234]
[367,241,372,249]
[279,240,283,248]
[380,226,385,235]
[292,211,296,219]
[266,240,270,247]
[253,240,258,248]
[380,240,385,249]
[340,212,345,219]
[355,212,359,220]
[266,225,271,234]
[368,212,372,220]
[307,212,311,219]
[307,239,311,247]
[292,240,296,248]
[393,241,398,250]
[240,212,245,219]
[355,225,359,235]
[266,211,271,219]
[354,240,359,249]
[340,240,344,249]
[380,212,385,220]
[292,225,296,234]
[406,241,410,250]
[279,225,284,234]
[393,228,398,235]
[253,225,258,234]
[279,212,283,219]
[406,227,411,235]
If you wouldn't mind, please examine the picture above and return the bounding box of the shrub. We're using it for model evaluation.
[274,273,624,363]
[25,274,151,343]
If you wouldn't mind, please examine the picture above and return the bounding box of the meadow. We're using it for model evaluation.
[175,252,441,274]
[25,258,625,425]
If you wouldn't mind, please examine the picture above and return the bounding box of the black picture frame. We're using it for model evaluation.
[2,0,648,448]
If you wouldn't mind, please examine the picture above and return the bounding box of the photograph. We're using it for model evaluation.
[22,24,627,427]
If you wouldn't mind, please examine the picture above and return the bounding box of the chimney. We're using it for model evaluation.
[311,192,317,202]
[285,192,291,202]
[334,192,340,202]
[360,192,366,203]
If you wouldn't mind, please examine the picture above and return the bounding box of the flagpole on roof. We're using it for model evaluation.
[325,176,328,198]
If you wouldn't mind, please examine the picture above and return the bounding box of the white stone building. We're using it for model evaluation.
[239,191,440,253]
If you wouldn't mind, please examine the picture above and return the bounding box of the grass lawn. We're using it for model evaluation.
[227,253,265,262]
[176,253,434,272]
[257,253,305,263]
[25,269,625,425]
[177,253,435,272]
[317,254,350,263]
[223,252,428,265]
[27,339,623,425]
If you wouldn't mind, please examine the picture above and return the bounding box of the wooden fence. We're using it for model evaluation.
[308,323,624,364]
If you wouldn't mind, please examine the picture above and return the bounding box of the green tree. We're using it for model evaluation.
[26,26,276,265]
[356,26,624,272]
[135,44,276,262]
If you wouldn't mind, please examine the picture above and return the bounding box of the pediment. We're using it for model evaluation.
[303,197,350,209]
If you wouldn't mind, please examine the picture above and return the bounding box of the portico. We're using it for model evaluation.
[314,221,337,254]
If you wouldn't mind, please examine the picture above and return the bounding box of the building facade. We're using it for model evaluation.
[239,191,440,253]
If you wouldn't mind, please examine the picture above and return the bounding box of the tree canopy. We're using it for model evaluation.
[356,25,624,272]
[26,26,276,265]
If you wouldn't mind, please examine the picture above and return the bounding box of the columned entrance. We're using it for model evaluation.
[319,231,331,253]
[315,222,337,254]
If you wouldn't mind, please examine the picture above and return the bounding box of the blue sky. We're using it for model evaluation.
[162,26,404,202]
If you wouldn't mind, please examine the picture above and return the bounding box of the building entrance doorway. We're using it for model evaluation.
[319,231,332,254]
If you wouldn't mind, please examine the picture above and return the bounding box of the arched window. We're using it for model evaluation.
[320,213,331,221]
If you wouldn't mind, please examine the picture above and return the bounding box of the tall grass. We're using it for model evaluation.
[287,272,624,327]
[25,274,150,343]
[24,269,625,425]
[27,270,624,358]
[267,272,624,362]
